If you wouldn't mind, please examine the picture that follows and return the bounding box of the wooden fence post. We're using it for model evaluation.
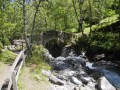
[11,72,18,90]
[22,51,26,67]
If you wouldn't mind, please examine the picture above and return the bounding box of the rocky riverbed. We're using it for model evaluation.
[42,49,120,90]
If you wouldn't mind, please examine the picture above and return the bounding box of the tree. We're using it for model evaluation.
[23,0,32,54]
[31,0,41,48]
[88,0,92,39]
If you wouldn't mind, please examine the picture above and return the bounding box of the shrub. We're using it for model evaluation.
[27,45,51,71]
[90,32,119,51]
[26,45,52,81]
[0,50,17,63]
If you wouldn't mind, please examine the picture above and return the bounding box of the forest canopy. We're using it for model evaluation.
[0,0,120,54]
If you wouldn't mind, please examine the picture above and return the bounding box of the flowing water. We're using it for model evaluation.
[45,46,120,90]
[61,47,120,89]
[86,62,120,89]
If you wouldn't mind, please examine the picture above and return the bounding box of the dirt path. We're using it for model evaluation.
[18,67,52,90]
[0,62,10,89]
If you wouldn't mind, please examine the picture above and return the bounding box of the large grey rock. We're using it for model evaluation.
[49,75,65,85]
[53,62,69,70]
[42,69,65,85]
[57,69,76,80]
[50,85,75,90]
[97,77,116,90]
[85,81,96,90]
[78,70,93,84]
[42,69,51,76]
[64,56,86,67]
[70,76,82,85]
[78,81,96,90]
[44,51,54,60]
[56,56,66,61]
[80,75,92,84]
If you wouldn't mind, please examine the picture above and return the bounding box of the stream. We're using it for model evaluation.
[86,62,120,89]
[43,47,120,90]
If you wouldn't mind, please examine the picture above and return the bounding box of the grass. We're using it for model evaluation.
[17,45,52,90]
[0,50,17,64]
[27,45,52,81]
[18,67,51,90]
[17,68,26,90]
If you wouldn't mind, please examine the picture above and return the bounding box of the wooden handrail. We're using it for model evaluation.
[10,49,25,73]
[7,49,26,90]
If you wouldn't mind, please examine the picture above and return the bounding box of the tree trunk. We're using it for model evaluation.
[72,0,79,32]
[78,0,84,34]
[54,16,57,30]
[88,0,92,40]
[72,0,84,33]
[23,0,32,55]
[45,17,48,30]
[31,0,41,48]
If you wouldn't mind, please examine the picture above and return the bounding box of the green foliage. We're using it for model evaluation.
[27,45,47,65]
[0,0,119,44]
[2,37,10,45]
[27,45,51,81]
[105,9,116,17]
[0,1,23,45]
[0,50,17,63]
[90,32,119,51]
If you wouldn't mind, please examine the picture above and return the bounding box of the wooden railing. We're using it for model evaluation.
[7,49,26,90]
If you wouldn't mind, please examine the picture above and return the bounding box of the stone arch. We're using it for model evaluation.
[45,39,65,57]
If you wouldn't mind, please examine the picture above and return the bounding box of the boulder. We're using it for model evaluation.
[56,69,76,80]
[53,62,69,70]
[85,81,96,90]
[80,75,92,84]
[70,76,82,85]
[78,81,96,90]
[42,69,51,77]
[94,54,105,61]
[64,56,86,67]
[49,75,65,85]
[56,56,66,61]
[42,69,65,85]
[97,76,116,90]
[78,70,93,84]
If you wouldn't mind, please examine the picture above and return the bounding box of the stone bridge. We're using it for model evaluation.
[40,30,78,46]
